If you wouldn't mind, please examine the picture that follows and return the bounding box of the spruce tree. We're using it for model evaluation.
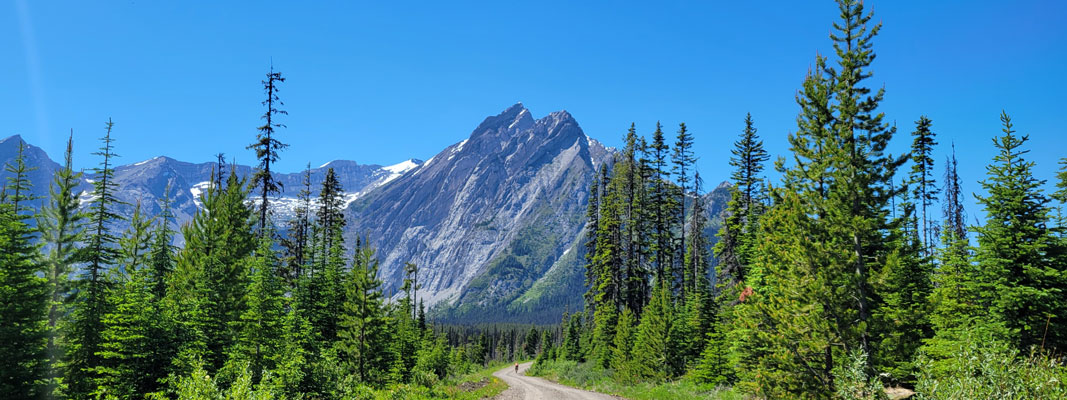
[583,165,603,309]
[0,142,47,398]
[746,1,906,394]
[590,160,623,368]
[69,120,127,398]
[148,187,176,300]
[630,281,671,382]
[248,65,289,235]
[875,180,932,384]
[672,122,695,296]
[229,235,287,386]
[610,307,636,383]
[119,201,153,273]
[36,132,86,397]
[648,122,675,286]
[621,125,650,314]
[316,167,345,257]
[281,163,313,284]
[909,116,940,256]
[336,239,392,385]
[169,170,255,373]
[685,172,711,296]
[95,209,174,398]
[716,113,769,292]
[973,112,1066,352]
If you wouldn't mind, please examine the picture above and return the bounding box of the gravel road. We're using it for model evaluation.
[493,362,620,400]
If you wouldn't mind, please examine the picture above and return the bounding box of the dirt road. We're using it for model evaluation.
[493,362,619,400]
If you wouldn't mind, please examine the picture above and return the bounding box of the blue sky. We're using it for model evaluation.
[3,1,1065,221]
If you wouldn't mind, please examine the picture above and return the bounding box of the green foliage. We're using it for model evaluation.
[169,170,255,374]
[530,358,744,400]
[69,120,128,398]
[972,113,1067,352]
[609,307,637,383]
[36,133,86,396]
[559,312,584,362]
[94,210,176,398]
[0,143,48,398]
[337,241,394,386]
[175,361,277,400]
[631,282,671,382]
[915,334,1067,399]
[227,236,288,386]
[833,350,887,400]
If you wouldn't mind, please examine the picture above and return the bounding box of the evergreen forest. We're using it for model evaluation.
[2,1,1066,399]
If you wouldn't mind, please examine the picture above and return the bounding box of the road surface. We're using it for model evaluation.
[493,362,619,400]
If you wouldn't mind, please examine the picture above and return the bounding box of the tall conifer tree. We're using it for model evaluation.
[909,116,939,256]
[69,120,127,397]
[0,141,47,398]
[973,112,1066,352]
[248,66,289,235]
[37,132,86,397]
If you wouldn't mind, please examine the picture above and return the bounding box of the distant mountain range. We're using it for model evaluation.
[0,103,730,324]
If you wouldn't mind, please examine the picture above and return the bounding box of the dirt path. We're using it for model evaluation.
[493,362,620,400]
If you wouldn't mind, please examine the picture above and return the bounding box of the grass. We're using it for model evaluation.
[350,361,509,400]
[529,359,746,400]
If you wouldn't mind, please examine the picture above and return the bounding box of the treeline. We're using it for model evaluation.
[0,70,537,399]
[539,1,1067,398]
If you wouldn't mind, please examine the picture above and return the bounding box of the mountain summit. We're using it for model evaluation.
[347,103,611,321]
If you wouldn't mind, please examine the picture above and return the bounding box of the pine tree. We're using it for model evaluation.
[746,1,906,394]
[692,295,730,386]
[247,65,289,235]
[0,141,47,398]
[648,122,675,286]
[336,239,393,385]
[95,209,174,398]
[874,181,932,384]
[119,201,153,274]
[559,312,583,362]
[583,166,603,309]
[36,132,86,397]
[316,167,345,257]
[169,170,255,373]
[672,122,696,297]
[148,186,176,300]
[229,235,287,386]
[922,214,982,377]
[973,112,1066,352]
[716,113,769,292]
[630,281,671,382]
[69,120,127,398]
[281,163,313,285]
[590,160,623,368]
[621,125,650,314]
[909,116,940,256]
[523,327,539,358]
[609,307,636,383]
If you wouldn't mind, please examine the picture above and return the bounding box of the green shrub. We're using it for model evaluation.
[915,335,1066,399]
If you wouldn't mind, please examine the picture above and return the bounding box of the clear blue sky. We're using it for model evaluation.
[4,1,1065,222]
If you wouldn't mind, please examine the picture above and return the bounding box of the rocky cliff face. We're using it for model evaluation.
[1,104,729,324]
[346,103,612,314]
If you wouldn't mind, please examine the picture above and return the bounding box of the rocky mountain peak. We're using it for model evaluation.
[470,103,534,141]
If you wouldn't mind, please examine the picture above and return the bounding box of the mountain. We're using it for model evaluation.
[0,134,421,242]
[0,104,730,324]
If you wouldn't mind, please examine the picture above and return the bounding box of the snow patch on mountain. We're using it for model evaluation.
[189,181,212,208]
